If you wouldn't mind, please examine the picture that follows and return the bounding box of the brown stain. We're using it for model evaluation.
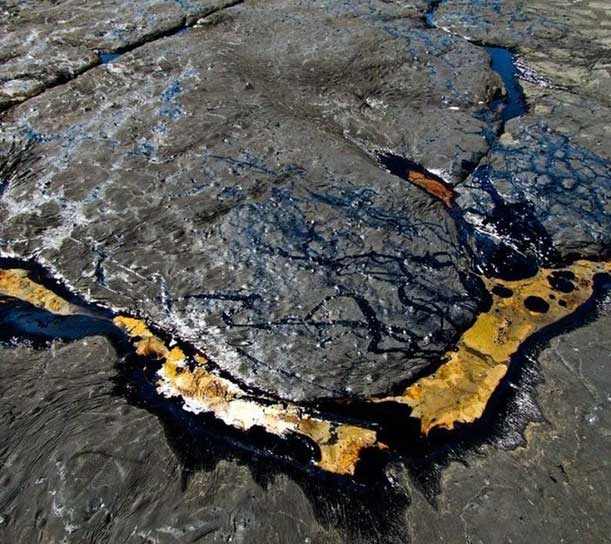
[406,170,454,207]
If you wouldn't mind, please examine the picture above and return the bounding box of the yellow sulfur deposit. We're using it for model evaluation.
[385,260,611,434]
[134,336,169,358]
[0,269,381,475]
[0,268,75,315]
[117,316,381,475]
[2,260,609,474]
[314,423,379,474]
[113,315,155,339]
[114,315,171,358]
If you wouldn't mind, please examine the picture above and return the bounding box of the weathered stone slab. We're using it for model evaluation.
[0,4,492,401]
[1,0,501,181]
[456,118,611,267]
[215,0,502,182]
[429,0,611,268]
[434,0,611,107]
[0,0,242,109]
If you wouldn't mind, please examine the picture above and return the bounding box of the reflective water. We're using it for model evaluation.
[486,46,527,122]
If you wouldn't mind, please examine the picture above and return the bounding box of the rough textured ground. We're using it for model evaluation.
[0,0,502,401]
[1,295,610,544]
[1,0,611,542]
[435,0,611,106]
[0,0,243,109]
[432,0,611,267]
[0,336,340,543]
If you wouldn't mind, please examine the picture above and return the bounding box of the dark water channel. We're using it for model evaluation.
[487,46,527,122]
[0,255,609,543]
[424,0,527,124]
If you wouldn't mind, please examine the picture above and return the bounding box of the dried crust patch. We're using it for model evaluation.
[115,315,379,475]
[387,260,611,433]
[0,268,75,315]
[2,261,609,473]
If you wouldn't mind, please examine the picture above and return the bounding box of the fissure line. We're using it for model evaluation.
[1,259,609,474]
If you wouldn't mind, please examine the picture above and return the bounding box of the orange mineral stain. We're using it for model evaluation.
[406,170,454,207]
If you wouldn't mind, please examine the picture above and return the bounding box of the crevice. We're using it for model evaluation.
[0,0,244,115]
[2,255,609,484]
[377,152,454,207]
[486,46,528,124]
[0,62,98,115]
[374,0,531,208]
[423,0,443,29]
[420,0,529,182]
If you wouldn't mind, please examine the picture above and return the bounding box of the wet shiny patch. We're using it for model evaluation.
[384,260,611,434]
[1,261,609,474]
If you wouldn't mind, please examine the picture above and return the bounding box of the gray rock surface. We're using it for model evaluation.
[0,1,501,402]
[522,84,611,163]
[0,0,242,109]
[434,0,611,107]
[405,293,611,543]
[0,336,341,544]
[218,0,501,182]
[1,294,610,543]
[428,0,611,267]
[456,119,611,263]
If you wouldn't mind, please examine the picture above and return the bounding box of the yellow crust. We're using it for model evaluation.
[396,260,611,434]
[3,260,608,473]
[0,269,74,315]
[113,316,154,338]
